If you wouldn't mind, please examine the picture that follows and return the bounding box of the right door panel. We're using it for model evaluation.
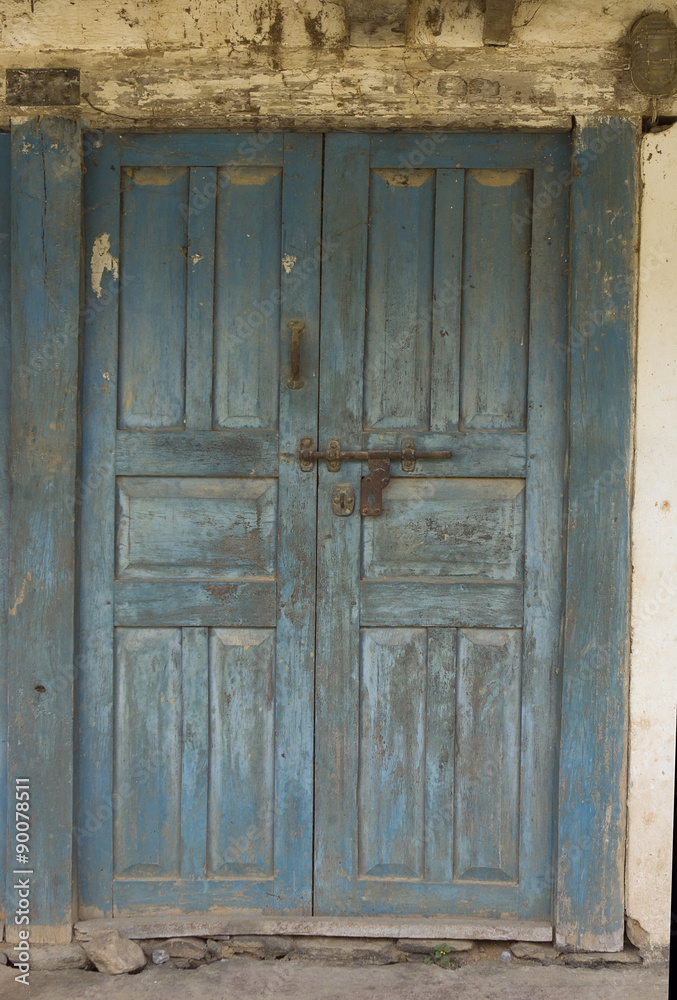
[314,132,570,920]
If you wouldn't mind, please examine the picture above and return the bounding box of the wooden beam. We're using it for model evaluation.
[556,116,639,953]
[483,0,516,45]
[6,117,81,944]
[0,133,9,938]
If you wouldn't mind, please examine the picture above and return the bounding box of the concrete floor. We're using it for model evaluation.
[0,956,668,1000]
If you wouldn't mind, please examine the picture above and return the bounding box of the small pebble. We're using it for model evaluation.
[500,951,512,964]
[152,949,170,965]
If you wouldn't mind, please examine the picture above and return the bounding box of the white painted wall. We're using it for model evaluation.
[627,123,677,961]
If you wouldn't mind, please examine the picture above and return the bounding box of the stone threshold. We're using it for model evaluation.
[75,914,553,943]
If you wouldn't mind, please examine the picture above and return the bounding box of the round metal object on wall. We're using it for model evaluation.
[630,13,677,97]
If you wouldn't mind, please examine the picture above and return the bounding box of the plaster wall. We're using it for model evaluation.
[626,123,677,961]
[0,0,675,959]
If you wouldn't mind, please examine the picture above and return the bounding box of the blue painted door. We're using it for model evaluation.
[314,134,569,920]
[78,132,569,921]
[78,135,322,915]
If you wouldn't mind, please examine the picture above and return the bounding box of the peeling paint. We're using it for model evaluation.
[90,232,119,299]
[470,169,526,187]
[282,253,297,273]
[9,572,32,616]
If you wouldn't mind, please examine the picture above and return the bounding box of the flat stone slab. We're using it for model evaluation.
[75,913,552,942]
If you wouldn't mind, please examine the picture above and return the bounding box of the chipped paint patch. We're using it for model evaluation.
[9,572,32,616]
[375,169,434,186]
[469,169,527,187]
[282,254,297,273]
[225,166,279,186]
[90,232,119,299]
[191,253,204,265]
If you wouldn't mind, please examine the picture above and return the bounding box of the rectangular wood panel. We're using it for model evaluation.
[362,478,525,580]
[114,580,277,627]
[208,629,275,877]
[114,628,183,878]
[460,169,532,431]
[364,169,434,430]
[431,169,464,432]
[360,581,523,628]
[359,629,427,879]
[454,629,521,883]
[213,166,281,429]
[116,431,279,477]
[425,629,457,883]
[116,477,277,579]
[118,167,189,430]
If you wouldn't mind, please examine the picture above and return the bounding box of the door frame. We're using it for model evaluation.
[3,116,638,951]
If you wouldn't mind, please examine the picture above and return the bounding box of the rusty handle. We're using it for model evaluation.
[286,319,305,389]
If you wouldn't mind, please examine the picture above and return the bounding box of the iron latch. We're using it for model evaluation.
[298,437,452,517]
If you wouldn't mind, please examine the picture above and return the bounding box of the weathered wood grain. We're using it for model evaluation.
[75,913,554,941]
[454,629,521,883]
[7,118,81,941]
[0,134,9,932]
[214,166,282,429]
[115,477,277,579]
[272,133,322,912]
[556,117,638,953]
[314,131,370,916]
[361,478,525,581]
[360,581,524,628]
[186,168,216,431]
[118,167,188,430]
[430,168,463,432]
[114,628,183,878]
[364,167,434,430]
[359,629,427,879]
[460,168,531,431]
[180,628,209,879]
[78,134,121,918]
[116,430,279,477]
[518,134,569,919]
[113,580,277,627]
[208,630,275,878]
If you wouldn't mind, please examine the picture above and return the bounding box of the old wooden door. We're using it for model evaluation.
[78,132,569,922]
[313,134,568,920]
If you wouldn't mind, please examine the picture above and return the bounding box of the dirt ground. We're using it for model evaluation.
[0,955,669,1000]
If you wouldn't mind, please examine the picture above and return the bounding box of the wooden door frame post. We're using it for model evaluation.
[556,115,640,952]
[6,116,82,943]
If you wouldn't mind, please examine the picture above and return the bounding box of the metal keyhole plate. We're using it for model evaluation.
[332,484,355,517]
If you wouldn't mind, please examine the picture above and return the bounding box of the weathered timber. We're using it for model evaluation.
[7,117,81,943]
[556,117,639,953]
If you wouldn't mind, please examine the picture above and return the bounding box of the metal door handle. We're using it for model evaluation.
[286,319,305,389]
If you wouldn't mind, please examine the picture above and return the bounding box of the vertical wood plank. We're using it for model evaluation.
[431,169,463,432]
[364,168,434,430]
[213,166,282,430]
[0,134,10,931]
[460,169,532,431]
[454,629,521,883]
[118,166,188,430]
[185,168,216,431]
[114,629,182,878]
[359,630,427,879]
[518,135,569,919]
[78,135,120,917]
[7,118,81,940]
[314,132,370,915]
[208,630,275,877]
[557,117,639,953]
[180,627,209,879]
[273,133,322,913]
[425,628,456,883]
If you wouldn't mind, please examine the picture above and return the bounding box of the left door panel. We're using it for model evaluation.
[77,135,321,917]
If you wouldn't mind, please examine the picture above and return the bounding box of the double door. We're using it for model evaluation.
[78,131,569,920]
